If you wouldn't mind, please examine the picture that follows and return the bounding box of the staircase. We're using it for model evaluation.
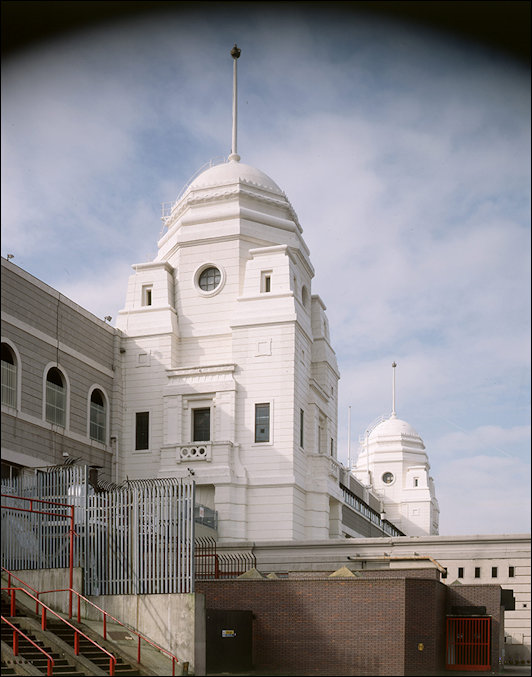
[1,616,85,675]
[45,619,144,676]
[1,592,148,676]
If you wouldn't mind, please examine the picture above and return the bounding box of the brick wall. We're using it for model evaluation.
[198,577,447,676]
[404,578,447,675]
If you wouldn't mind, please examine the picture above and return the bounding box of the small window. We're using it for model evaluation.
[1,343,17,408]
[413,478,419,487]
[261,271,272,293]
[491,567,498,578]
[299,409,304,448]
[193,408,210,442]
[135,412,149,450]
[90,389,106,443]
[382,472,394,485]
[441,568,448,579]
[475,567,481,579]
[198,267,221,292]
[255,403,270,442]
[458,567,464,578]
[142,285,153,306]
[46,367,66,426]
[330,438,334,456]
[301,285,309,307]
[509,566,515,578]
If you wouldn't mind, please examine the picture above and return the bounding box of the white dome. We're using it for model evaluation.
[188,158,282,194]
[368,414,421,441]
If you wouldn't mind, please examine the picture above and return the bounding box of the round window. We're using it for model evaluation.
[382,472,394,485]
[198,266,221,292]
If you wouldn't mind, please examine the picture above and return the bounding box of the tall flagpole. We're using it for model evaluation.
[230,44,241,161]
[347,405,351,469]
[392,361,397,417]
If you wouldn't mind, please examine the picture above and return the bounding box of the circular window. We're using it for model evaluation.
[198,267,221,291]
[382,472,394,485]
[194,264,226,297]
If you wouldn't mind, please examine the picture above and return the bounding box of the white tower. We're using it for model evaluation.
[353,363,439,536]
[116,46,341,542]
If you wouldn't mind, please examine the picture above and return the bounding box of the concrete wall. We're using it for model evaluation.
[4,568,205,675]
[85,592,206,676]
[4,568,83,614]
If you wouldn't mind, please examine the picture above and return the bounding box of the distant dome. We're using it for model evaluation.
[188,158,283,194]
[368,414,421,441]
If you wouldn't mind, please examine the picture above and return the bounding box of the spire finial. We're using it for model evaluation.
[391,362,397,417]
[229,44,241,162]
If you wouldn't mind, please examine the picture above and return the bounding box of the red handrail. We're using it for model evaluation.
[1,494,76,617]
[1,615,55,676]
[2,568,41,614]
[2,586,117,676]
[39,587,179,676]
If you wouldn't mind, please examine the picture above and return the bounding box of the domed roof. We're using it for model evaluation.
[368,414,421,441]
[188,157,283,194]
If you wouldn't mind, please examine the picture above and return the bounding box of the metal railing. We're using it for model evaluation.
[340,484,405,537]
[1,495,75,616]
[161,156,227,225]
[194,504,218,530]
[2,469,196,596]
[195,537,256,579]
[2,584,116,675]
[39,587,180,676]
[1,615,55,676]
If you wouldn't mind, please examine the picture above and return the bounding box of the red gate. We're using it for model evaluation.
[446,617,491,671]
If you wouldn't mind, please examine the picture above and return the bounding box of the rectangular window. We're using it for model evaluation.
[135,412,149,450]
[1,361,17,408]
[90,401,106,443]
[509,566,515,578]
[475,567,481,579]
[193,408,210,442]
[261,271,272,293]
[255,403,270,443]
[414,478,419,487]
[441,568,448,579]
[491,567,498,578]
[330,438,334,456]
[299,409,304,448]
[458,567,464,578]
[46,381,66,426]
[142,285,153,306]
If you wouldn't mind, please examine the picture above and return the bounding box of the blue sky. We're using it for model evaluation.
[2,4,530,535]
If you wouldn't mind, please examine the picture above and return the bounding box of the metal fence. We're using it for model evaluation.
[195,537,256,579]
[1,466,195,595]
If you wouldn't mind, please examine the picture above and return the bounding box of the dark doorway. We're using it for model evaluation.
[206,609,253,673]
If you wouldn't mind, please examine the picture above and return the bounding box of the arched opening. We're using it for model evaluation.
[90,388,106,443]
[46,367,66,426]
[1,342,17,408]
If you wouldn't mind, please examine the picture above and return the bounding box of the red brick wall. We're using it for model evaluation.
[198,577,446,676]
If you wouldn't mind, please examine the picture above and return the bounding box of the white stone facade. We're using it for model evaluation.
[353,413,440,535]
[116,158,341,542]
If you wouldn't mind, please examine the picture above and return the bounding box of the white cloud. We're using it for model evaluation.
[1,6,529,536]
